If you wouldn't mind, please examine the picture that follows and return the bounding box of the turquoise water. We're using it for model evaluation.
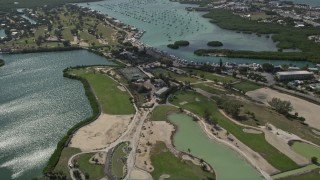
[0,50,113,179]
[78,0,314,67]
[168,113,263,180]
[288,0,320,6]
[21,15,37,24]
[0,29,6,38]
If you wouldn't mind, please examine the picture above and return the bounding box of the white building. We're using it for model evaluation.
[276,71,314,81]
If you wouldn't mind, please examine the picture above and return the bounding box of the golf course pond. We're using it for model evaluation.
[167,113,263,180]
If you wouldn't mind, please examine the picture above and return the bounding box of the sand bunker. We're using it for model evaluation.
[128,168,152,180]
[117,85,126,92]
[69,113,132,151]
[135,121,176,172]
[179,101,188,105]
[247,88,320,130]
[243,128,262,134]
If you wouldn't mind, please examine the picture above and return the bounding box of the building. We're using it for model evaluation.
[154,87,169,97]
[276,71,314,81]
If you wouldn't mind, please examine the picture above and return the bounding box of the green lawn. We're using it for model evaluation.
[183,68,236,83]
[70,68,135,115]
[171,90,299,172]
[79,31,100,46]
[111,143,128,178]
[279,168,320,180]
[150,105,178,121]
[272,165,319,179]
[193,83,226,95]
[150,142,215,180]
[291,142,320,160]
[150,68,200,83]
[53,147,81,179]
[233,81,262,93]
[77,153,104,180]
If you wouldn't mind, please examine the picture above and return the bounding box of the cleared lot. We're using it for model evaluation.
[246,88,320,130]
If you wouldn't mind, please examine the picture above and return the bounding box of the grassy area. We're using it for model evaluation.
[291,142,320,160]
[240,102,320,146]
[193,83,226,95]
[171,90,299,172]
[79,31,101,46]
[70,68,135,115]
[53,147,81,179]
[183,68,236,83]
[150,141,215,180]
[77,153,104,180]
[232,81,262,93]
[111,143,129,178]
[150,105,178,121]
[279,168,320,180]
[150,68,200,83]
[272,165,319,179]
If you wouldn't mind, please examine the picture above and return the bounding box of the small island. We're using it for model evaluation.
[0,59,4,67]
[167,40,190,49]
[167,44,179,49]
[207,41,223,47]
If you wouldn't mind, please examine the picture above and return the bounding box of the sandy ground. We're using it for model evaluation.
[135,121,177,172]
[247,88,320,130]
[243,128,263,134]
[128,168,152,180]
[117,86,126,92]
[312,129,320,136]
[69,113,132,151]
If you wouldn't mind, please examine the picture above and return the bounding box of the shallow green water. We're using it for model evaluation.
[291,142,320,160]
[167,113,263,180]
[0,50,113,179]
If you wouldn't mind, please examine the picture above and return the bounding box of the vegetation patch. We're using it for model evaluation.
[174,40,190,46]
[207,41,223,47]
[53,147,81,179]
[171,91,299,172]
[0,59,4,67]
[77,153,104,180]
[167,44,179,49]
[232,81,262,93]
[150,105,178,121]
[111,143,130,178]
[277,168,320,180]
[150,141,215,180]
[70,68,135,115]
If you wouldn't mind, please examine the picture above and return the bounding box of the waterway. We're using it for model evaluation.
[0,29,6,38]
[78,0,314,67]
[167,113,263,180]
[288,0,320,6]
[0,50,113,179]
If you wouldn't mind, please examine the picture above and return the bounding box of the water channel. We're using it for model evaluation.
[0,50,113,179]
[78,0,314,67]
[288,0,320,7]
[168,113,263,180]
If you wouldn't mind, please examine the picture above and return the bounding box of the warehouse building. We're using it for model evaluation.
[276,71,314,81]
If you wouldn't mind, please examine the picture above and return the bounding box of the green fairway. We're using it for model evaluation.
[77,153,104,180]
[183,68,236,83]
[279,168,320,180]
[272,164,319,179]
[150,105,178,121]
[150,68,200,83]
[150,142,215,180]
[70,68,135,115]
[233,81,262,93]
[171,90,299,172]
[193,83,226,95]
[53,147,81,179]
[291,141,320,160]
[111,143,129,178]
